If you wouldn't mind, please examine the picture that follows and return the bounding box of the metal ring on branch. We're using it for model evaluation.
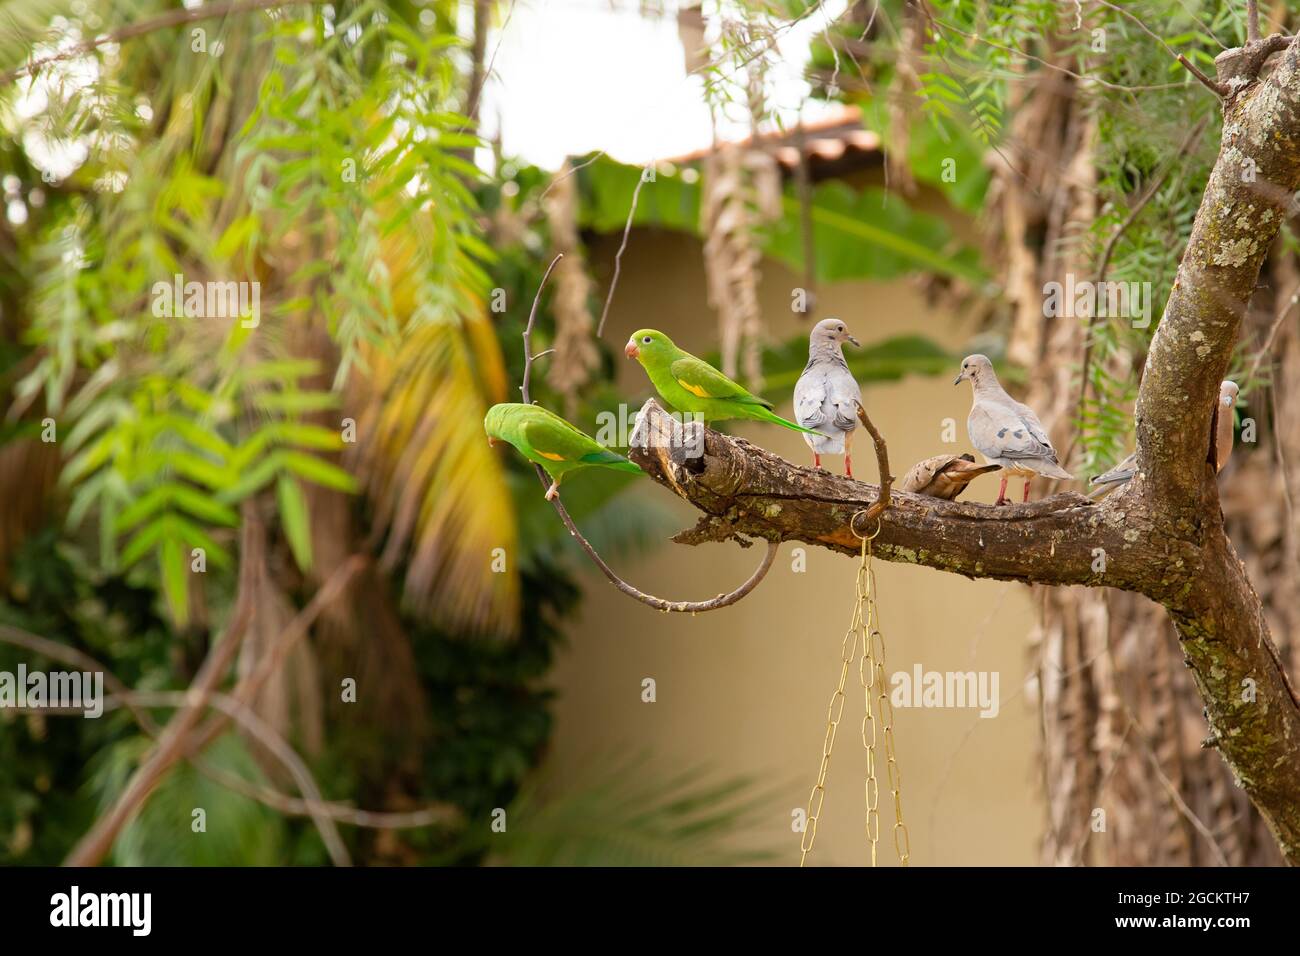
[849,509,882,542]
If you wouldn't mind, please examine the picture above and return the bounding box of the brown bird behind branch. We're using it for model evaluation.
[899,453,1001,501]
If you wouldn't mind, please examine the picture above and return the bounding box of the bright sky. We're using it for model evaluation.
[472,0,849,170]
[8,0,849,200]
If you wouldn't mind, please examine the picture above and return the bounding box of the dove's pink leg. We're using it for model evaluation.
[995,475,1009,506]
[843,428,854,478]
[813,452,821,469]
[1022,478,1031,503]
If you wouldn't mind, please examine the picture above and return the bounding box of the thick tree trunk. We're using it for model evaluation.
[626,34,1300,865]
[989,38,1300,865]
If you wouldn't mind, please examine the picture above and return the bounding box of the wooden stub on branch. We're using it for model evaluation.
[856,401,892,522]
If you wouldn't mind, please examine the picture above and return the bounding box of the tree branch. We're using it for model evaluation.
[119,691,352,867]
[628,400,1173,594]
[0,623,461,834]
[64,506,265,867]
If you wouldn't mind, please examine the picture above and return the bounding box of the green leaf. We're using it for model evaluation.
[279,451,357,493]
[276,475,313,573]
[767,184,986,284]
[160,532,189,627]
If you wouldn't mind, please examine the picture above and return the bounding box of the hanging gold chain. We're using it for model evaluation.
[858,526,910,867]
[798,581,862,866]
[859,534,881,864]
[800,511,911,866]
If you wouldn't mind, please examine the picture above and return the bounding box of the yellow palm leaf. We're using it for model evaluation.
[352,226,518,637]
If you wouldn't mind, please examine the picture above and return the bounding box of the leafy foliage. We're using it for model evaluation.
[483,756,780,866]
[578,153,984,283]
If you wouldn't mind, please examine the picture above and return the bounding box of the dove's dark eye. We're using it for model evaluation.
[836,325,844,332]
[642,335,652,344]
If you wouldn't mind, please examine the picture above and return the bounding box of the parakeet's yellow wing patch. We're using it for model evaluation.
[538,451,567,461]
[678,379,711,398]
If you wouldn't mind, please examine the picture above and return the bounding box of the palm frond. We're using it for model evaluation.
[484,754,781,866]
[353,285,518,637]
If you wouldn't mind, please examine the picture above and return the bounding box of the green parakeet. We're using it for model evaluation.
[624,329,816,434]
[484,402,641,500]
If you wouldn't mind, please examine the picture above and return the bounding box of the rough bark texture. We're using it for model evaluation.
[626,36,1300,865]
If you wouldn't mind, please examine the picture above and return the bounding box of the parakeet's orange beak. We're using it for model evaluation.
[624,340,639,359]
[487,436,498,447]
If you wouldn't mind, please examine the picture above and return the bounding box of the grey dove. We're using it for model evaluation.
[1089,380,1238,496]
[900,453,1001,501]
[794,318,862,476]
[955,354,1072,504]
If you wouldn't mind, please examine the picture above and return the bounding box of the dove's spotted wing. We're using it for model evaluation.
[1010,400,1059,456]
[670,356,773,409]
[970,402,1057,462]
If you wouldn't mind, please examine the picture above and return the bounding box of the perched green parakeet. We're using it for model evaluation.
[624,329,816,434]
[484,402,641,500]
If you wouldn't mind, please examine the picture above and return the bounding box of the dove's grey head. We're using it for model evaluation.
[1220,380,1239,407]
[954,353,996,388]
[810,318,860,349]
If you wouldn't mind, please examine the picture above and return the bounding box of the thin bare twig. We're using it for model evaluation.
[64,510,264,866]
[928,14,1187,94]
[0,0,323,86]
[520,261,778,613]
[185,554,366,757]
[1126,711,1231,866]
[1245,278,1300,383]
[1075,117,1209,429]
[119,691,352,866]
[0,624,459,832]
[1094,0,1225,96]
[1269,380,1297,534]
[595,165,650,337]
[521,254,564,402]
[1247,0,1261,45]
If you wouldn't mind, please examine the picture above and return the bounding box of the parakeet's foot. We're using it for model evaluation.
[545,481,560,501]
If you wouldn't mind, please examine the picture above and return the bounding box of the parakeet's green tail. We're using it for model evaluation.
[753,406,821,435]
[581,449,643,473]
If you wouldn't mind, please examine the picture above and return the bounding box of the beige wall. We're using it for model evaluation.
[545,218,1043,865]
